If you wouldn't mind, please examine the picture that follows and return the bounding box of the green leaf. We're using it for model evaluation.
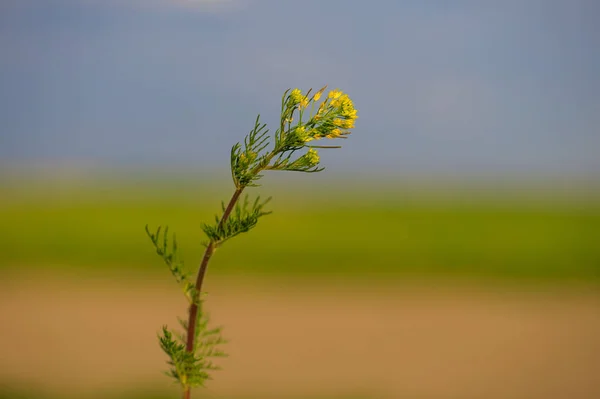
[201,194,272,246]
[145,225,190,287]
[231,115,270,188]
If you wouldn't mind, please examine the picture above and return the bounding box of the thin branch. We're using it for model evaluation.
[183,187,244,399]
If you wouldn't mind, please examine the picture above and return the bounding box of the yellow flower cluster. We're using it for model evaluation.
[328,90,343,100]
[314,88,358,141]
[289,88,309,109]
[332,118,355,129]
[294,125,309,143]
[304,148,320,165]
[285,86,358,144]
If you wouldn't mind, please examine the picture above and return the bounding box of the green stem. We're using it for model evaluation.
[183,186,244,399]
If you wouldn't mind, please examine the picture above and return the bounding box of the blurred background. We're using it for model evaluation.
[1,1,599,398]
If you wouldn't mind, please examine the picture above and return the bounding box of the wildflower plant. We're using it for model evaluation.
[145,86,358,399]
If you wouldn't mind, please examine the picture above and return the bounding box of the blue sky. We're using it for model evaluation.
[1,0,598,178]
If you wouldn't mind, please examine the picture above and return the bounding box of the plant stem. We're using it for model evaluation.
[183,187,244,399]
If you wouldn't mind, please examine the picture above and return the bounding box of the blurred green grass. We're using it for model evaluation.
[0,388,372,399]
[1,178,598,281]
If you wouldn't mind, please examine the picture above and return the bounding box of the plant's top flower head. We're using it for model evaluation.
[232,85,358,187]
[283,86,358,145]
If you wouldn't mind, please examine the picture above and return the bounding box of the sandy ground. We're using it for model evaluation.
[1,273,600,399]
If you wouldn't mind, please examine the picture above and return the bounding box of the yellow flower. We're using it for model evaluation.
[341,119,355,129]
[299,97,309,109]
[344,108,358,119]
[332,118,343,126]
[289,89,304,106]
[328,89,343,99]
[338,95,353,110]
[295,125,310,142]
[238,153,249,168]
[313,86,327,102]
[339,97,357,120]
[305,148,320,165]
[305,128,320,142]
[326,128,342,139]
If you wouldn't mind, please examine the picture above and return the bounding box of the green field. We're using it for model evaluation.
[0,387,370,399]
[0,393,369,399]
[1,178,599,282]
